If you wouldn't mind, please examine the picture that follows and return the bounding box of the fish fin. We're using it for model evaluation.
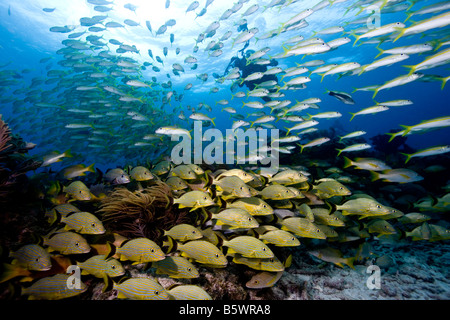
[441,77,449,90]
[374,46,384,59]
[400,152,412,164]
[371,88,379,99]
[402,65,415,76]
[284,254,293,268]
[403,11,414,23]
[335,148,343,157]
[392,27,405,43]
[352,34,361,47]
[385,132,397,143]
[345,257,356,269]
[86,163,96,173]
[399,124,412,136]
[211,117,216,127]
[0,263,31,283]
[64,149,73,158]
[342,156,354,169]
[284,127,291,136]
[105,241,117,260]
[369,171,380,182]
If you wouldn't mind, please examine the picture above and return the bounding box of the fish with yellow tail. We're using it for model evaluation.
[308,247,355,269]
[336,143,371,156]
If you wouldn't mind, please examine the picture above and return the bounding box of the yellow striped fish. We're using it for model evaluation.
[163,224,203,242]
[177,240,227,267]
[59,212,105,234]
[114,277,169,300]
[246,271,284,289]
[44,231,91,254]
[77,255,125,280]
[167,284,212,300]
[107,238,165,264]
[10,244,52,271]
[223,236,274,258]
[232,253,285,272]
[21,274,87,300]
[152,256,199,279]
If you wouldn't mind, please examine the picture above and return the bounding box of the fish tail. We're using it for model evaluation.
[300,145,305,153]
[250,121,255,128]
[211,117,216,126]
[105,241,117,260]
[342,156,353,168]
[441,77,450,90]
[48,207,61,225]
[357,66,366,76]
[0,263,31,284]
[354,5,365,17]
[284,127,291,136]
[64,149,73,158]
[305,113,312,121]
[351,32,360,47]
[369,171,380,182]
[401,152,412,164]
[374,45,384,59]
[404,12,414,23]
[162,235,177,254]
[400,124,412,136]
[345,257,356,269]
[86,163,96,173]
[349,112,356,121]
[320,74,325,83]
[385,132,397,143]
[393,27,405,43]
[372,88,379,99]
[335,148,343,157]
[402,65,415,75]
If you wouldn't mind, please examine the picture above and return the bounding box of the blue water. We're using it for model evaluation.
[0,0,449,171]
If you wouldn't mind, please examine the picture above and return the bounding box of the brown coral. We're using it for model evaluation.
[98,181,190,242]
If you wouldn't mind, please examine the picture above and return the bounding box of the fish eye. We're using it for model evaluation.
[240,186,243,190]
[262,247,266,251]
[75,242,79,246]
[151,248,155,253]
[291,237,295,241]
[91,223,96,227]
[263,205,267,208]
[376,205,381,209]
[248,217,252,221]
[187,267,192,271]
[111,265,116,269]
[215,254,219,258]
[35,258,39,262]
[204,196,207,200]
[154,290,159,295]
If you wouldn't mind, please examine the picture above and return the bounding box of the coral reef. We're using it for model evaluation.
[0,116,43,247]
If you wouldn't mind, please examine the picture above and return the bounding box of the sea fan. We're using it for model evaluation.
[98,181,189,241]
